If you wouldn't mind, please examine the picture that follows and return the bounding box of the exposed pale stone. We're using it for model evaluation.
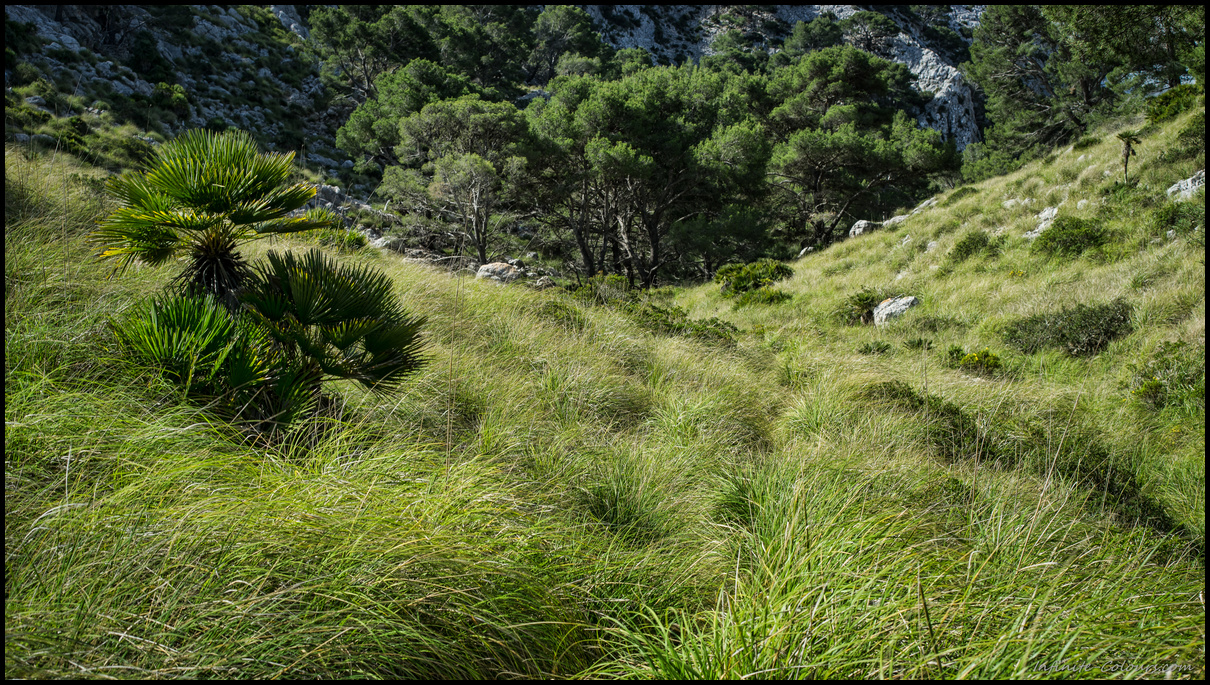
[476,262,524,283]
[874,296,920,326]
[1167,170,1205,200]
[849,219,881,238]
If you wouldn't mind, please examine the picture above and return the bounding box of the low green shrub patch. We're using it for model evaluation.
[731,287,792,308]
[949,230,1002,262]
[1032,216,1108,257]
[1001,299,1133,356]
[946,345,1003,376]
[1146,84,1201,123]
[714,258,793,297]
[624,302,738,346]
[1129,341,1206,415]
[1151,202,1205,240]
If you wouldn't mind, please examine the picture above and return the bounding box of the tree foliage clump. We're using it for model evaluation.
[962,5,1205,178]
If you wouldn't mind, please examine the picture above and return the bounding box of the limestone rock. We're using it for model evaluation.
[873,296,920,326]
[1167,170,1205,200]
[849,219,881,238]
[476,262,524,283]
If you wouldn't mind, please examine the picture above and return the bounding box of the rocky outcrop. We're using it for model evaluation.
[848,219,881,238]
[873,295,919,326]
[6,5,332,155]
[1167,170,1205,200]
[476,262,525,283]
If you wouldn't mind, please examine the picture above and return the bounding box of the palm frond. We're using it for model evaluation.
[111,294,236,392]
[242,249,428,393]
[251,207,340,235]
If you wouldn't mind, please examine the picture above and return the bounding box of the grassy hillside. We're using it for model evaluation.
[5,108,1204,678]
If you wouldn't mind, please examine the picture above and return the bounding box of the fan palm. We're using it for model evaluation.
[92,129,337,309]
[241,248,428,402]
[1117,130,1141,184]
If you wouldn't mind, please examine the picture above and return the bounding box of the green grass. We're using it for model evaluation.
[5,107,1206,679]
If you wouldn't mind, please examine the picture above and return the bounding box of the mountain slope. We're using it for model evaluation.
[4,101,1204,677]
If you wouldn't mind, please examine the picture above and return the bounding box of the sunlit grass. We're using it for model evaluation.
[5,106,1205,680]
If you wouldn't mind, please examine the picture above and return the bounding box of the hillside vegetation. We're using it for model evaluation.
[5,100,1204,679]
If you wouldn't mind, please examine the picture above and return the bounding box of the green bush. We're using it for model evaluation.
[1001,299,1134,357]
[152,82,189,113]
[731,287,792,308]
[1129,341,1205,414]
[949,230,1002,262]
[835,287,890,325]
[624,302,738,346]
[714,258,794,296]
[1150,202,1205,240]
[1145,84,1201,124]
[1032,216,1108,257]
[945,346,1003,376]
[903,337,932,351]
[856,340,892,355]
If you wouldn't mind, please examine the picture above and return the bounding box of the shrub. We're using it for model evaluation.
[1001,298,1133,357]
[948,230,1002,262]
[1128,341,1206,414]
[625,302,738,346]
[946,346,1003,376]
[835,287,890,325]
[856,340,892,355]
[904,337,932,351]
[1150,202,1205,240]
[731,287,792,308]
[1145,84,1201,123]
[714,258,794,296]
[1032,216,1108,258]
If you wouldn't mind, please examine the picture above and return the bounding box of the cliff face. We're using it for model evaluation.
[582,5,985,150]
[5,5,343,166]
